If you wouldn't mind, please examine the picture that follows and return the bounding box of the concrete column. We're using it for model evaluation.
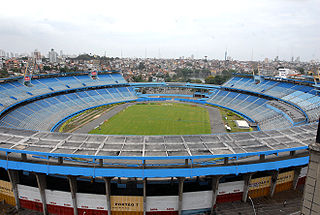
[142,160,146,170]
[35,173,48,215]
[143,178,147,215]
[177,177,185,215]
[103,177,112,215]
[269,170,279,197]
[224,157,229,165]
[99,159,103,167]
[242,173,253,202]
[290,150,296,157]
[58,157,63,164]
[21,153,27,161]
[68,176,78,215]
[210,176,221,215]
[7,170,20,209]
[184,159,188,167]
[292,166,302,190]
[301,141,320,215]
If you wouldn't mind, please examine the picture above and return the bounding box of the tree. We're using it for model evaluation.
[221,69,234,79]
[132,75,144,82]
[12,68,20,74]
[60,66,72,73]
[60,67,67,73]
[205,75,226,85]
[164,74,171,82]
[0,69,9,78]
[72,66,79,72]
[75,54,94,61]
[297,67,305,74]
[189,79,202,83]
[138,62,145,70]
[205,76,215,84]
[43,66,51,71]
[213,75,225,84]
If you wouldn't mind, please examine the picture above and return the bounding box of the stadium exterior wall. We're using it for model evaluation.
[0,167,307,215]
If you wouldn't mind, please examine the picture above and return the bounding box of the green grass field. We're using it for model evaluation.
[218,107,253,133]
[89,103,211,135]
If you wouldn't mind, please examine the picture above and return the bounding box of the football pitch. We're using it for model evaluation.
[89,103,211,135]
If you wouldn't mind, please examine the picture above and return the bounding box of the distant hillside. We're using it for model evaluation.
[74,54,95,61]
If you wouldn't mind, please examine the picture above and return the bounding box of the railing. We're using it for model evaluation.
[0,145,309,178]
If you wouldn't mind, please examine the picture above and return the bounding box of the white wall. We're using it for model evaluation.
[77,193,108,210]
[45,189,73,207]
[146,180,245,211]
[218,180,244,195]
[146,196,178,212]
[16,180,246,212]
[17,184,41,203]
[300,167,308,178]
[182,191,212,210]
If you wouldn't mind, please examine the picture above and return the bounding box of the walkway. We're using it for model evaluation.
[215,188,304,215]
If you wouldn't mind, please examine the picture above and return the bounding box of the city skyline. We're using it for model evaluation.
[0,0,319,61]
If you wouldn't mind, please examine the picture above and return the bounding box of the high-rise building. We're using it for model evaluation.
[0,49,5,57]
[224,49,227,61]
[49,49,58,63]
[33,49,41,60]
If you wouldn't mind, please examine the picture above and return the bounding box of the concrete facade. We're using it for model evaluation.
[301,143,320,215]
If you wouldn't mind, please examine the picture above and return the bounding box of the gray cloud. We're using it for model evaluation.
[0,0,319,61]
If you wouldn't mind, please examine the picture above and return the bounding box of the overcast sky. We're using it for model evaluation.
[0,0,319,61]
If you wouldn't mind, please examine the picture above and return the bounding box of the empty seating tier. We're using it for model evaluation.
[223,76,318,123]
[0,87,137,131]
[0,72,127,113]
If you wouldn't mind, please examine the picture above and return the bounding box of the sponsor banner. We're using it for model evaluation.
[111,196,143,212]
[249,176,271,191]
[24,76,31,82]
[276,171,294,185]
[0,180,14,197]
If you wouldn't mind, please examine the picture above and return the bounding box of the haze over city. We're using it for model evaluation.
[1,0,319,61]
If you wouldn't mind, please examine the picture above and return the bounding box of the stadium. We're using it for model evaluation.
[0,71,317,215]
